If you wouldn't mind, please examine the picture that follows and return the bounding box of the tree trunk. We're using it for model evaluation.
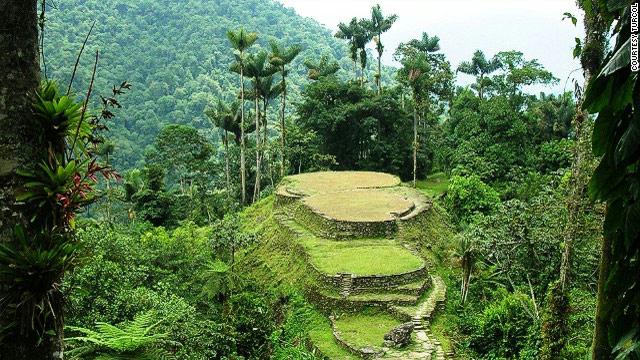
[224,132,230,194]
[592,223,612,359]
[253,92,261,203]
[542,3,605,357]
[0,1,63,359]
[239,64,246,205]
[412,99,418,188]
[279,70,286,178]
[0,0,42,239]
[377,35,382,95]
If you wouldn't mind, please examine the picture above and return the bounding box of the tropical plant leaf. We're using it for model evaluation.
[599,38,631,77]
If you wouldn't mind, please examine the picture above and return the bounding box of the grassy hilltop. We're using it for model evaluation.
[239,171,455,359]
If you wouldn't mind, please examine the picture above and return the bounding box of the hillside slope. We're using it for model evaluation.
[240,171,456,359]
[43,0,374,169]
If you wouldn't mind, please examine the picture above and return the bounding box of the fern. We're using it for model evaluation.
[66,311,179,360]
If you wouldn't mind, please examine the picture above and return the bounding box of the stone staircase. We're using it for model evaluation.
[340,273,353,298]
[275,209,452,359]
[383,275,448,360]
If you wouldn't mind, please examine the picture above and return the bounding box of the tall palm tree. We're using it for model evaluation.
[353,18,373,87]
[206,100,240,194]
[227,27,258,205]
[304,55,340,80]
[243,51,277,202]
[407,32,441,58]
[457,50,500,100]
[268,40,301,178]
[256,75,283,188]
[335,18,359,80]
[369,4,397,94]
[398,33,442,187]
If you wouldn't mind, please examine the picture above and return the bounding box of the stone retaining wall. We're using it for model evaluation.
[275,188,301,207]
[398,202,432,226]
[349,275,432,297]
[317,265,427,290]
[294,203,397,239]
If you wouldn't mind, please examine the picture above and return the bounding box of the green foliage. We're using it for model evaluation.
[32,81,87,154]
[145,124,214,187]
[445,176,601,358]
[444,175,500,225]
[0,227,77,339]
[464,288,540,359]
[211,214,256,265]
[66,221,270,359]
[580,0,640,355]
[442,88,573,194]
[537,139,573,173]
[457,50,500,99]
[130,165,172,226]
[296,78,420,179]
[2,72,124,349]
[304,55,340,81]
[66,311,177,360]
[286,122,336,173]
[490,51,558,106]
[44,0,359,170]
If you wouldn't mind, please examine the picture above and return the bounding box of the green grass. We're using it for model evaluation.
[301,236,424,276]
[283,171,401,196]
[415,172,449,198]
[308,310,359,360]
[333,312,401,349]
[304,189,414,222]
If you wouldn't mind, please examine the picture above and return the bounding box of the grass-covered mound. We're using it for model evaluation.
[282,171,401,196]
[304,189,414,222]
[242,171,455,358]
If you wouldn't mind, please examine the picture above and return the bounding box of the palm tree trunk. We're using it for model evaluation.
[224,131,230,194]
[0,2,63,359]
[263,98,269,187]
[239,64,246,205]
[377,54,382,94]
[253,92,261,203]
[413,98,418,188]
[377,33,382,95]
[478,73,484,100]
[352,56,358,81]
[279,69,287,178]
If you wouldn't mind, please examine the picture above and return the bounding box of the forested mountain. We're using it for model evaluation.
[44,0,390,169]
[3,0,638,359]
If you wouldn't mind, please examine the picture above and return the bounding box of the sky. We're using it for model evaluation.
[277,0,586,94]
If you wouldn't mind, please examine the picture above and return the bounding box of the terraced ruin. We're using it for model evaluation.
[273,171,451,359]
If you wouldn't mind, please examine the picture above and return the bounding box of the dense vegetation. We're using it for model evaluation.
[42,0,395,171]
[0,0,638,359]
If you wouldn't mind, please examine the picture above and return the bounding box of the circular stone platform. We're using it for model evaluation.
[284,171,400,196]
[304,189,414,222]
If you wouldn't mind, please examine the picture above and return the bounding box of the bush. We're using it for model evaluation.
[65,222,249,359]
[445,175,500,225]
[466,289,540,359]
